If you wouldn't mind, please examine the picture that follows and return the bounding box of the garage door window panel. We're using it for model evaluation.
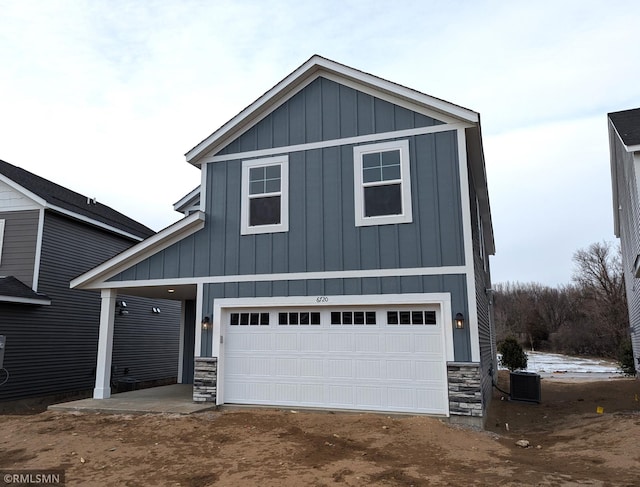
[279,311,321,325]
[387,310,437,325]
[331,311,376,325]
[230,312,269,326]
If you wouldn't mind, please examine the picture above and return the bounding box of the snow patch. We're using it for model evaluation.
[498,351,621,378]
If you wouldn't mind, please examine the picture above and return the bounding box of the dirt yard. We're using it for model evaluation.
[1,371,639,486]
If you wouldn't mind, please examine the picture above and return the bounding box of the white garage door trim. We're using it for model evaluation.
[211,293,454,414]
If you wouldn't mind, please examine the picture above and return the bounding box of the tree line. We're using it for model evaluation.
[493,241,630,359]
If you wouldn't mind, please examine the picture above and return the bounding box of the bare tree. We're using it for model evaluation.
[493,242,629,358]
[569,241,629,356]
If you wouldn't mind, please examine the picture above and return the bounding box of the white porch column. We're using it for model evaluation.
[94,289,116,399]
[177,301,185,384]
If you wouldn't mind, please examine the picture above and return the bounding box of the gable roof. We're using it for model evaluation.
[609,108,640,151]
[0,159,154,241]
[186,55,480,166]
[185,54,494,255]
[0,276,51,305]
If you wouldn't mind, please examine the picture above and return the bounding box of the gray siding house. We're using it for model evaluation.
[0,160,181,402]
[72,56,497,425]
[609,107,640,375]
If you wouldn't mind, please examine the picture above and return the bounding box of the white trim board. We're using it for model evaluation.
[204,123,467,164]
[0,219,4,265]
[32,208,45,292]
[457,128,481,362]
[0,295,51,305]
[78,265,469,290]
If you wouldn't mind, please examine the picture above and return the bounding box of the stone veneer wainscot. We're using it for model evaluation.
[193,357,217,403]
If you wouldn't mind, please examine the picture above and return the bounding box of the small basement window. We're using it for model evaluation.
[353,140,412,226]
[241,156,289,235]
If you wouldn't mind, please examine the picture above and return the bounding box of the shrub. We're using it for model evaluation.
[498,337,528,371]
[618,338,636,377]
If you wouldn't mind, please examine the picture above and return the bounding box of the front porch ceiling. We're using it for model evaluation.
[110,283,197,301]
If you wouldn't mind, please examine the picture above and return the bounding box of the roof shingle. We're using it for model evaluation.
[0,276,50,304]
[609,108,640,148]
[0,159,154,239]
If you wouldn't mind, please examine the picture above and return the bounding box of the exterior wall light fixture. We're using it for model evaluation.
[455,313,465,329]
[151,307,161,314]
[116,300,128,316]
[201,316,211,330]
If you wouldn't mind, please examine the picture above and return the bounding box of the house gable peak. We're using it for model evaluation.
[185,55,479,166]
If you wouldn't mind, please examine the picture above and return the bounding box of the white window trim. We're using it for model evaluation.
[0,219,5,265]
[353,140,412,227]
[241,156,289,235]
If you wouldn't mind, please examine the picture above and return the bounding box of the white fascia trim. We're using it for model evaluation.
[205,123,469,164]
[457,128,480,362]
[81,265,468,291]
[32,208,45,292]
[0,295,51,305]
[608,119,622,237]
[174,186,201,213]
[186,59,320,163]
[70,211,205,289]
[186,55,478,164]
[0,174,146,242]
[318,71,466,125]
[311,57,478,123]
[46,203,145,242]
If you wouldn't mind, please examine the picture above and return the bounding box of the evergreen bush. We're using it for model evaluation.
[618,338,636,377]
[498,337,528,371]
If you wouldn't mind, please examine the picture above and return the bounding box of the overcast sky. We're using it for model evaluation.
[1,0,639,287]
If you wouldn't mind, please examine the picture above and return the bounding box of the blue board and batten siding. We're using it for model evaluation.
[218,77,444,152]
[108,76,474,360]
[206,131,464,275]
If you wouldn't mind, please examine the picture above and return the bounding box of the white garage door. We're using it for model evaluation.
[223,305,449,415]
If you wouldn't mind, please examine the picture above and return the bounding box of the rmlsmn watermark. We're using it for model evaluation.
[1,470,65,486]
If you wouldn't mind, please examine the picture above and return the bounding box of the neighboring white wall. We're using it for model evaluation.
[0,180,40,211]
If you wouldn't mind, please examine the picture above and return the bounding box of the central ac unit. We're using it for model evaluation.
[510,371,541,403]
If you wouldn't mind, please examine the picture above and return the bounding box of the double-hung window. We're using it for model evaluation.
[353,140,412,226]
[241,156,289,235]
